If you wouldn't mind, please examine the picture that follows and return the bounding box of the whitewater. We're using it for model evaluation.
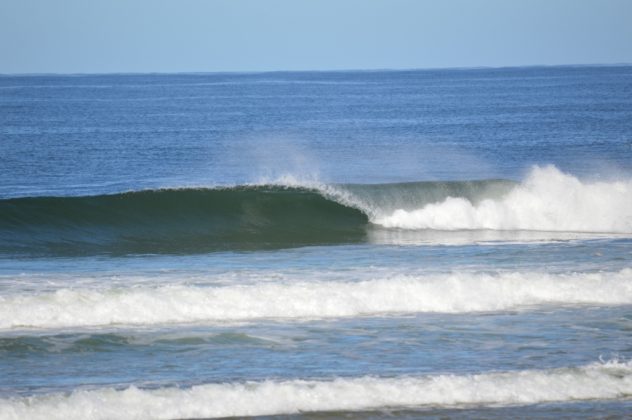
[2,360,631,420]
[370,165,632,232]
[2,269,631,330]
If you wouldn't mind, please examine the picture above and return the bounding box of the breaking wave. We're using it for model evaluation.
[2,269,630,330]
[1,360,631,419]
[1,166,630,256]
[375,165,632,232]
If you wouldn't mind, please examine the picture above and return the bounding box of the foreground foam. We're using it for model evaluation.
[374,166,632,232]
[2,269,631,330]
[1,360,631,419]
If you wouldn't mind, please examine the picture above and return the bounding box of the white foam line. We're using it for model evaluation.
[1,269,631,330]
[2,360,631,419]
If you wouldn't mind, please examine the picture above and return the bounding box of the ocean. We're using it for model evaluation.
[0,65,631,419]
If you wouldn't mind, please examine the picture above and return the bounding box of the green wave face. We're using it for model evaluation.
[0,181,514,257]
[0,186,368,256]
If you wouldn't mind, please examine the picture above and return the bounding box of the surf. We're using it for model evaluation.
[1,165,630,256]
[374,165,632,232]
[2,269,630,330]
[1,360,631,419]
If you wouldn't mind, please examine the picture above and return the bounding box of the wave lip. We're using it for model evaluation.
[2,269,631,330]
[1,360,631,419]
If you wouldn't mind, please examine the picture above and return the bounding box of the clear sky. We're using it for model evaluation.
[1,0,631,74]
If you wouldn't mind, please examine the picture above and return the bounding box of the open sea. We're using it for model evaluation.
[0,65,631,419]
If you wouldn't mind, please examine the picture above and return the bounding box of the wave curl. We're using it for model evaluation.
[1,166,630,256]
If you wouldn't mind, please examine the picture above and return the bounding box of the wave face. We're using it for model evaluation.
[0,186,368,256]
[1,360,631,419]
[1,166,630,256]
[2,269,630,330]
[0,180,511,256]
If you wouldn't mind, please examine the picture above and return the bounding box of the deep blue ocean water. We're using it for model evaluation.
[0,66,631,419]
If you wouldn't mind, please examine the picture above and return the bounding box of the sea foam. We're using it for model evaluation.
[371,166,632,232]
[1,360,631,419]
[2,269,630,330]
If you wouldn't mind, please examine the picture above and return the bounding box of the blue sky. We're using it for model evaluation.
[1,0,631,74]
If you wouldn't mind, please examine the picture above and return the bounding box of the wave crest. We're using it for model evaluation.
[1,360,631,419]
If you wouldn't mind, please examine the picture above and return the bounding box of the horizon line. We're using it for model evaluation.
[2,62,631,77]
